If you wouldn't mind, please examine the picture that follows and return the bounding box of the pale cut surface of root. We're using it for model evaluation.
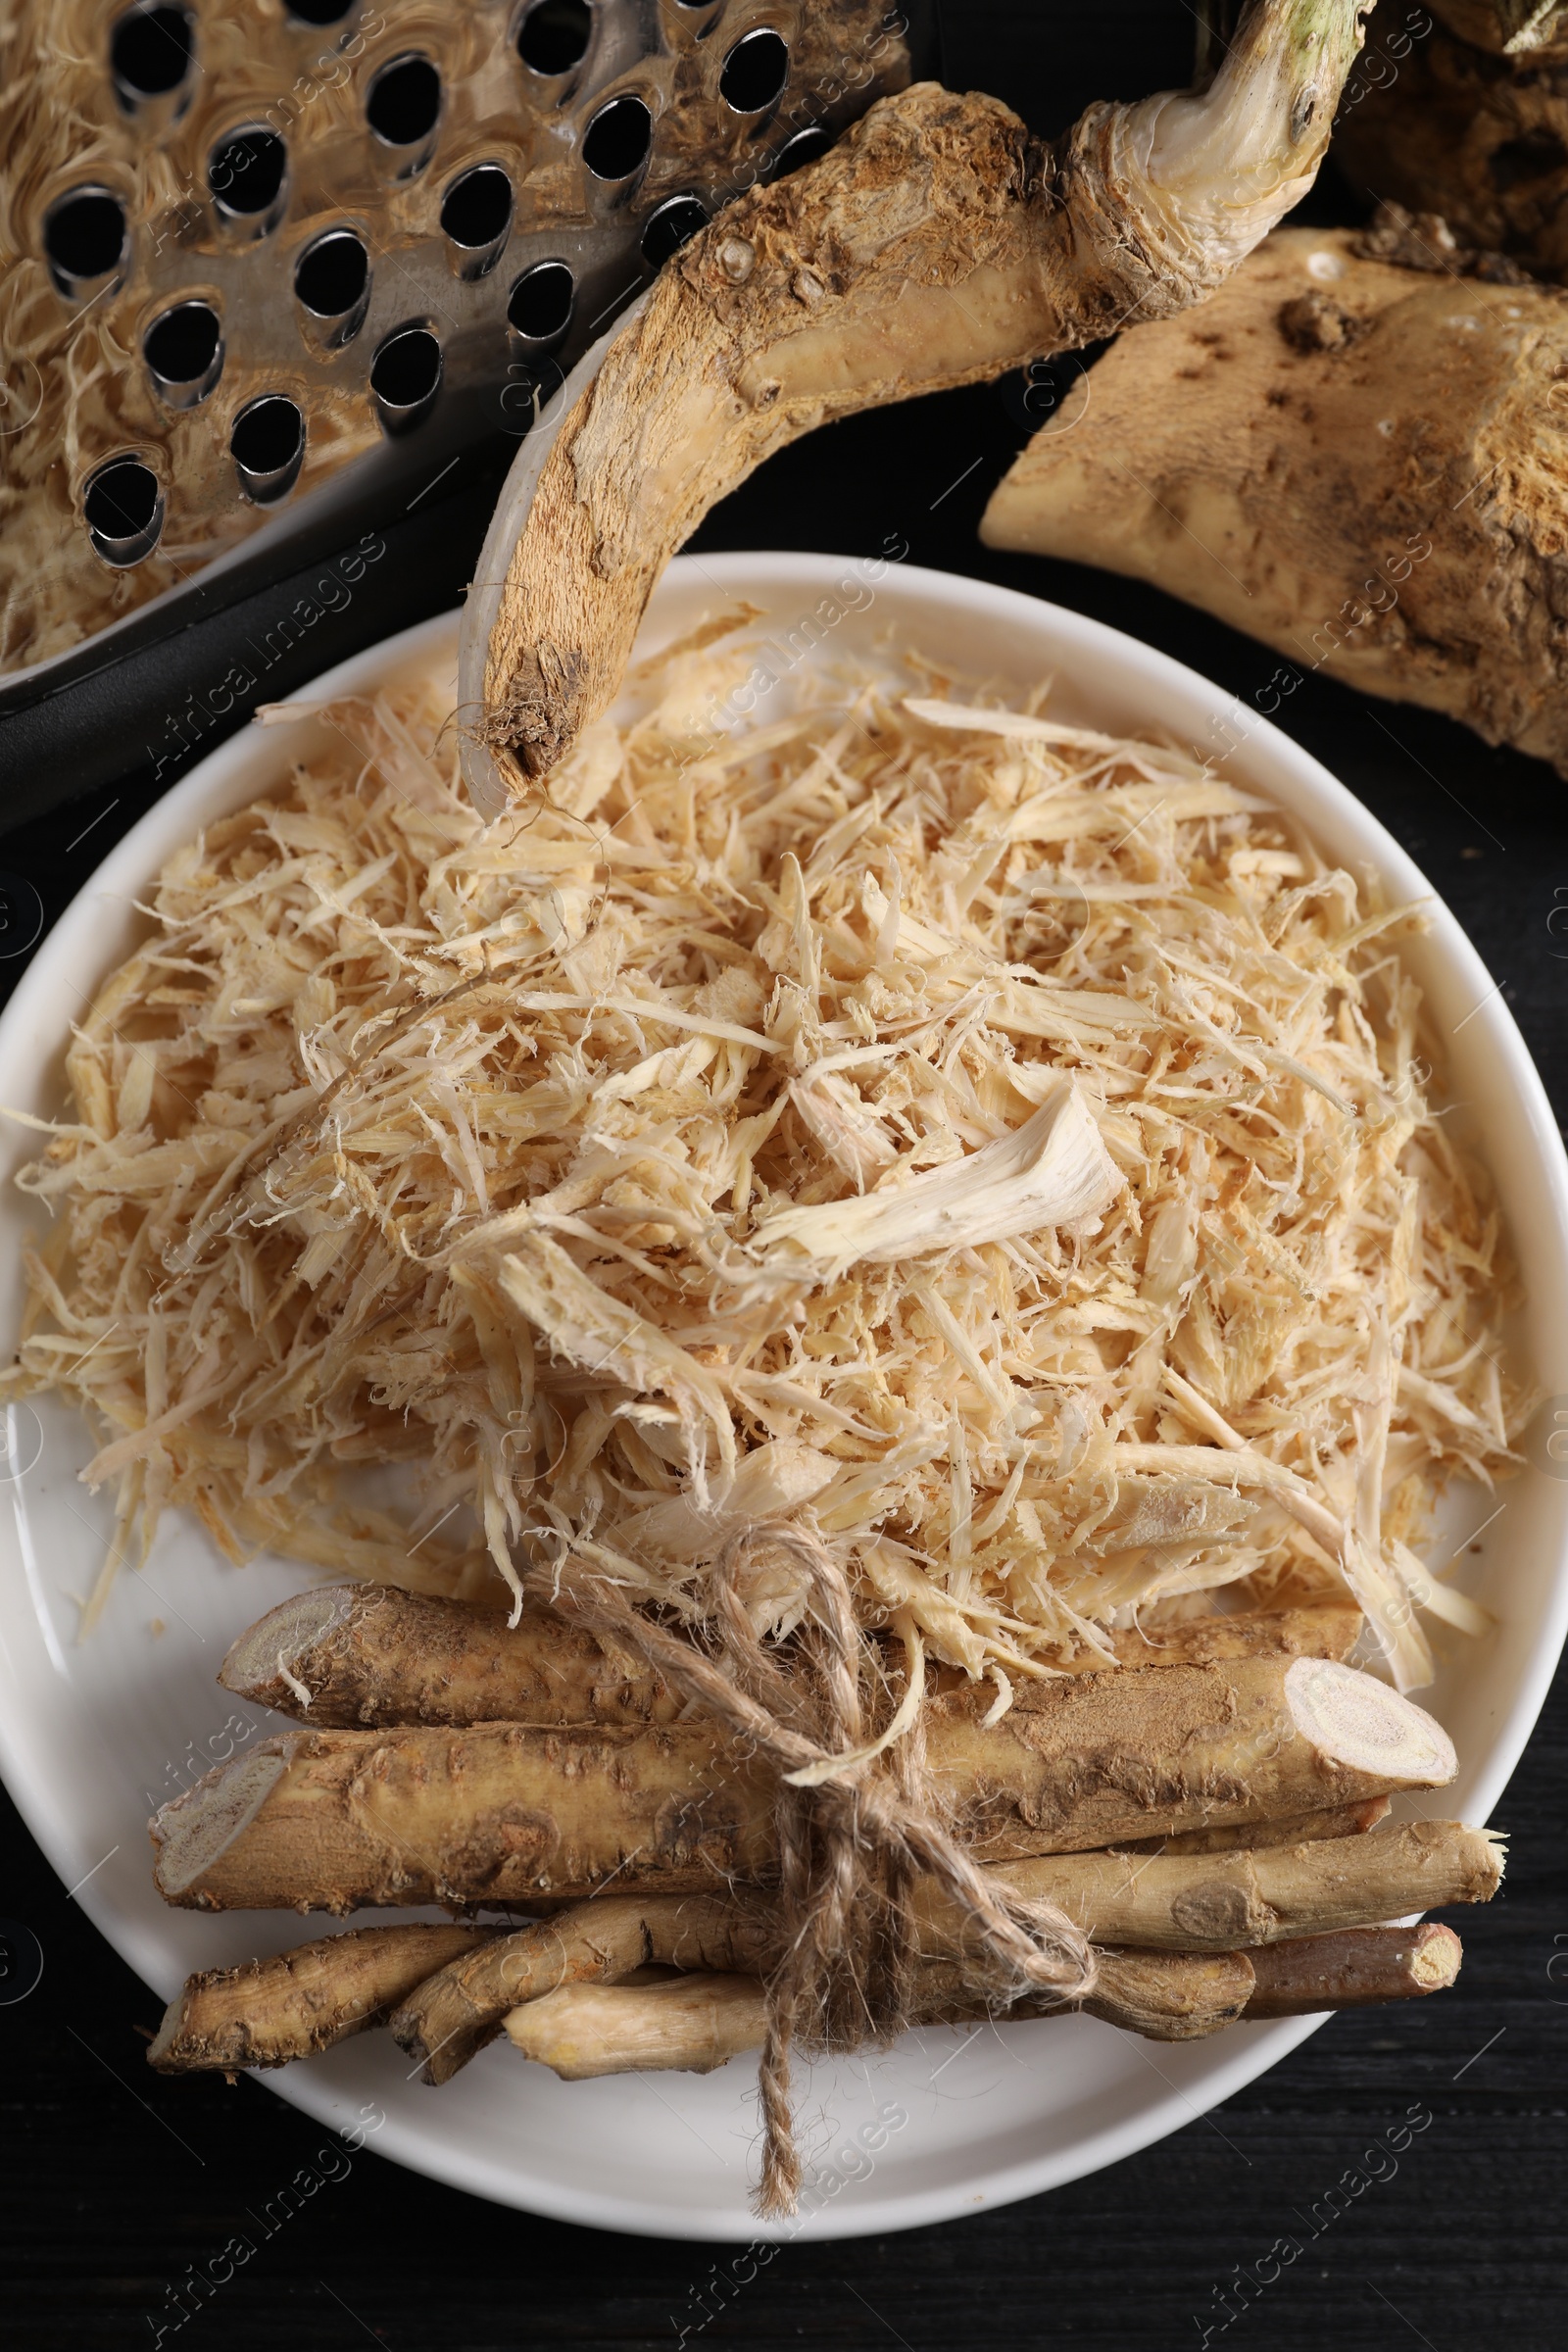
[148,1652,1459,1912]
[220,1583,679,1731]
[147,1923,493,2073]
[1283,1656,1457,1786]
[471,2,1368,803]
[150,1749,288,1900]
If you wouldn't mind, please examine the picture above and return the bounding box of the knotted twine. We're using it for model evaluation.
[547,1523,1100,2217]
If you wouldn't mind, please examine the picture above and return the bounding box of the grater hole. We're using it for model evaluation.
[507,260,573,341]
[144,301,221,394]
[44,189,126,285]
[583,95,653,182]
[371,325,443,413]
[210,128,287,218]
[517,0,592,75]
[284,0,356,22]
[441,166,514,251]
[294,230,369,318]
[720,27,789,115]
[230,396,306,502]
[770,125,830,179]
[641,193,708,269]
[110,5,193,99]
[84,458,164,564]
[367,54,442,147]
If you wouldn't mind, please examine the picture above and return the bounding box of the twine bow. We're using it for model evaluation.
[549,1523,1099,2217]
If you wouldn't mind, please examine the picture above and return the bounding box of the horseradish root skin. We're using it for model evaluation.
[222,1590,1360,1731]
[969,1820,1500,1950]
[1244,1920,1463,2013]
[982,222,1568,773]
[146,1923,492,2074]
[151,1653,1456,1911]
[219,1584,677,1730]
[926,1653,1454,1865]
[150,1722,776,1913]
[390,1892,770,2086]
[1114,1795,1390,1854]
[502,1925,1463,2075]
[466,0,1368,805]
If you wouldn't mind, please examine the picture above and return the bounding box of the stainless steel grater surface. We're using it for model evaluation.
[0,0,933,692]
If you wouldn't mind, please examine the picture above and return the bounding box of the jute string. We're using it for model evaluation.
[547,1524,1100,2217]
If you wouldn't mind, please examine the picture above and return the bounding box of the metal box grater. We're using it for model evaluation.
[0,1,937,810]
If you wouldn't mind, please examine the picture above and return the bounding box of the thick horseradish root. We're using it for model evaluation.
[981,221,1568,773]
[150,1650,1457,1912]
[465,0,1370,808]
[221,1588,1361,1729]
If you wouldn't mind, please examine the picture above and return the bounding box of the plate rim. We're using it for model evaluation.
[3,554,1565,2241]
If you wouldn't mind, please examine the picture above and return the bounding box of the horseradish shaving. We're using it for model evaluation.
[2,619,1522,1690]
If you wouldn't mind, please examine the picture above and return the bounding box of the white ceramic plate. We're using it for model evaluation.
[2,557,1566,2244]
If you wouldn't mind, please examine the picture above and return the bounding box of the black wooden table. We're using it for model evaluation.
[4,7,1566,2345]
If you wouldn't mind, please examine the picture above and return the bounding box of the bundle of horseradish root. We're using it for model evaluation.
[147,1579,1500,2223]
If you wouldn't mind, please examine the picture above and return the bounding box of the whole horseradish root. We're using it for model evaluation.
[461,0,1371,810]
[219,1586,1363,1727]
[150,1645,1456,1912]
